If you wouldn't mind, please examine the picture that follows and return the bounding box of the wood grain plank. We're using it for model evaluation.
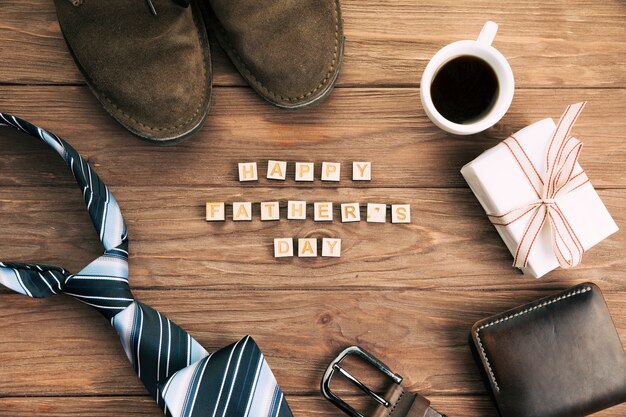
[1,1,625,88]
[0,289,624,397]
[1,87,625,188]
[0,186,623,291]
[1,3,625,417]
[0,395,624,417]
[0,396,493,417]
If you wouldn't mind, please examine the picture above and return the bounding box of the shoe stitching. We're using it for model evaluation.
[474,285,592,393]
[213,0,341,103]
[88,6,210,132]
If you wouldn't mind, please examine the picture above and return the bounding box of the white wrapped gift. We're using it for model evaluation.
[461,102,618,278]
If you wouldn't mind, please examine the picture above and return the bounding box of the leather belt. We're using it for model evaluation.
[321,346,446,417]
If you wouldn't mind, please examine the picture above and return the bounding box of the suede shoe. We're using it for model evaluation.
[203,0,345,109]
[54,0,212,143]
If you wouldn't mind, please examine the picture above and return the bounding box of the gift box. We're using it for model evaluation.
[461,102,618,278]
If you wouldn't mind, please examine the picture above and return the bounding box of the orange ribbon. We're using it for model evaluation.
[487,102,589,269]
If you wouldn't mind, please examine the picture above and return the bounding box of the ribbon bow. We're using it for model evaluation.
[487,102,590,269]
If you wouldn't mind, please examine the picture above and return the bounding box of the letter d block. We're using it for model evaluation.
[274,238,294,258]
[206,202,225,221]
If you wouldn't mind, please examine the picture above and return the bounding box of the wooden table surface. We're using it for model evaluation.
[1,1,625,416]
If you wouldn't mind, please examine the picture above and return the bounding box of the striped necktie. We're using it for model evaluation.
[0,114,294,417]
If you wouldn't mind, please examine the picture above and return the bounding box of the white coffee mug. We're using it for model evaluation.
[420,21,514,135]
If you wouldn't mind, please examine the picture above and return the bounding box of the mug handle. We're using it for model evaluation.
[477,21,498,46]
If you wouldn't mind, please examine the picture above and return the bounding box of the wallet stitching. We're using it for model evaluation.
[475,286,592,392]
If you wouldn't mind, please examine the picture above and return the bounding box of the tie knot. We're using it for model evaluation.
[542,198,556,206]
[63,249,134,319]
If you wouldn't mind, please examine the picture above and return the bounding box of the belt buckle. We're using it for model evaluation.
[321,345,404,417]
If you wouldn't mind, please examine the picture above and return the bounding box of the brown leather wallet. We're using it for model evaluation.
[470,282,626,417]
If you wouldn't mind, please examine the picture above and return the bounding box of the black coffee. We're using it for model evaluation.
[430,55,499,124]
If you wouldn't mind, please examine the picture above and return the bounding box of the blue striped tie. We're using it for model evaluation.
[0,114,294,417]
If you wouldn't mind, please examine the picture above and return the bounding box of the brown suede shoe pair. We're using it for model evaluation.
[54,0,345,144]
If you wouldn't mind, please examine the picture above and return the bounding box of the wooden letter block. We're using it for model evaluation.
[341,203,361,222]
[274,238,294,258]
[322,238,341,257]
[353,162,372,181]
[367,203,387,223]
[314,202,333,221]
[232,202,252,221]
[261,202,280,221]
[205,202,225,221]
[287,201,307,220]
[298,238,318,257]
[392,204,411,224]
[321,162,341,181]
[295,162,314,181]
[238,162,258,181]
[267,160,287,180]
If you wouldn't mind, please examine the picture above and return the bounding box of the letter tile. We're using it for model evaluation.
[295,162,315,181]
[232,202,252,221]
[267,160,287,180]
[322,238,342,257]
[205,202,225,221]
[353,162,372,181]
[274,238,294,258]
[314,202,333,221]
[238,162,258,182]
[367,203,387,223]
[392,204,411,224]
[321,162,341,181]
[261,201,280,221]
[298,238,318,257]
[287,201,307,220]
[341,203,361,222]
